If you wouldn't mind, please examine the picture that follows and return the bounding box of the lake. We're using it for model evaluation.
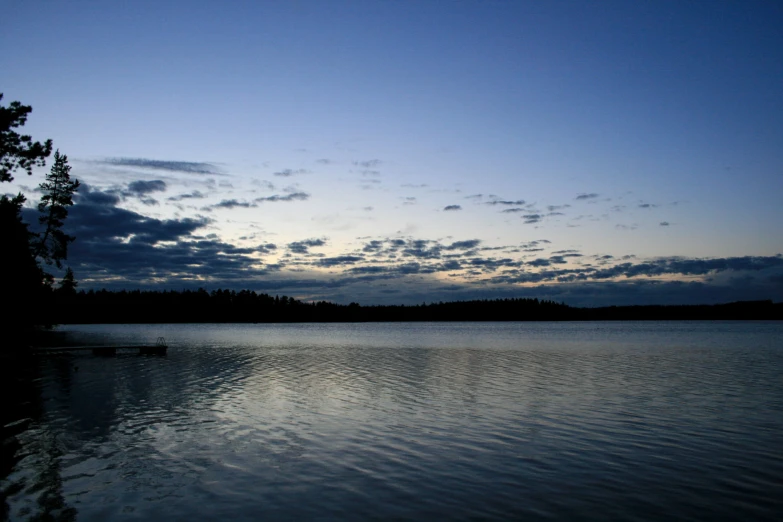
[3,322,782,520]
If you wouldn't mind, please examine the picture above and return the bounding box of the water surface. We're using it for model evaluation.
[3,322,783,520]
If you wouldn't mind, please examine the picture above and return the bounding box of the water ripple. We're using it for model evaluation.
[2,321,782,520]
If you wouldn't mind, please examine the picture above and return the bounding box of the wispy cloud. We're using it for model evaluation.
[486,199,526,206]
[318,255,365,267]
[273,169,309,177]
[100,158,221,175]
[168,190,206,201]
[254,192,310,203]
[201,192,310,210]
[575,193,599,200]
[251,180,276,190]
[353,159,382,168]
[212,199,256,209]
[443,205,462,211]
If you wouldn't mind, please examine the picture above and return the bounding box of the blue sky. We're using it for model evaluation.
[3,1,782,305]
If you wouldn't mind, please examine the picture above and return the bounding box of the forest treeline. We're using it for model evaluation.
[48,288,783,323]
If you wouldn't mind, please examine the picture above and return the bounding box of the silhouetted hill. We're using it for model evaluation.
[48,289,782,323]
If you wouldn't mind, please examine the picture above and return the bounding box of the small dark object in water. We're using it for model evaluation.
[139,337,168,355]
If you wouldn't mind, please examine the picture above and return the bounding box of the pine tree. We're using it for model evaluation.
[34,150,80,268]
[58,267,78,295]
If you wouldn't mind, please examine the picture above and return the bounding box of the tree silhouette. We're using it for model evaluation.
[57,267,77,295]
[33,151,80,269]
[0,193,46,338]
[0,96,79,341]
[0,93,53,182]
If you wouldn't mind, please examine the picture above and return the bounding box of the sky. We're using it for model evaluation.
[2,0,782,306]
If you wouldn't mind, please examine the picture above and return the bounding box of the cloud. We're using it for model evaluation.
[288,238,326,254]
[251,180,276,190]
[126,180,167,195]
[168,190,206,201]
[273,169,309,177]
[57,184,210,244]
[43,187,783,307]
[466,257,520,271]
[486,199,526,206]
[112,252,778,307]
[511,255,783,283]
[575,193,599,200]
[254,192,310,203]
[211,199,256,209]
[403,240,443,259]
[443,205,462,211]
[522,214,543,224]
[315,159,333,165]
[362,240,384,252]
[318,255,365,267]
[20,184,283,286]
[353,159,382,168]
[501,208,525,213]
[660,221,670,226]
[200,192,308,211]
[101,158,221,175]
[446,239,481,250]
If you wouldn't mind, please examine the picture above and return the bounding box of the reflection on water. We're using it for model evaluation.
[3,322,783,520]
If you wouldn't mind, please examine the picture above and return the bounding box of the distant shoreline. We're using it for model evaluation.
[44,290,782,324]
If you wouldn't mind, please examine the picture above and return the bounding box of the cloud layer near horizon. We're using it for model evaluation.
[21,180,783,307]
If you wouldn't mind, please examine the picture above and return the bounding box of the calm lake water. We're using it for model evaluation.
[3,322,783,521]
